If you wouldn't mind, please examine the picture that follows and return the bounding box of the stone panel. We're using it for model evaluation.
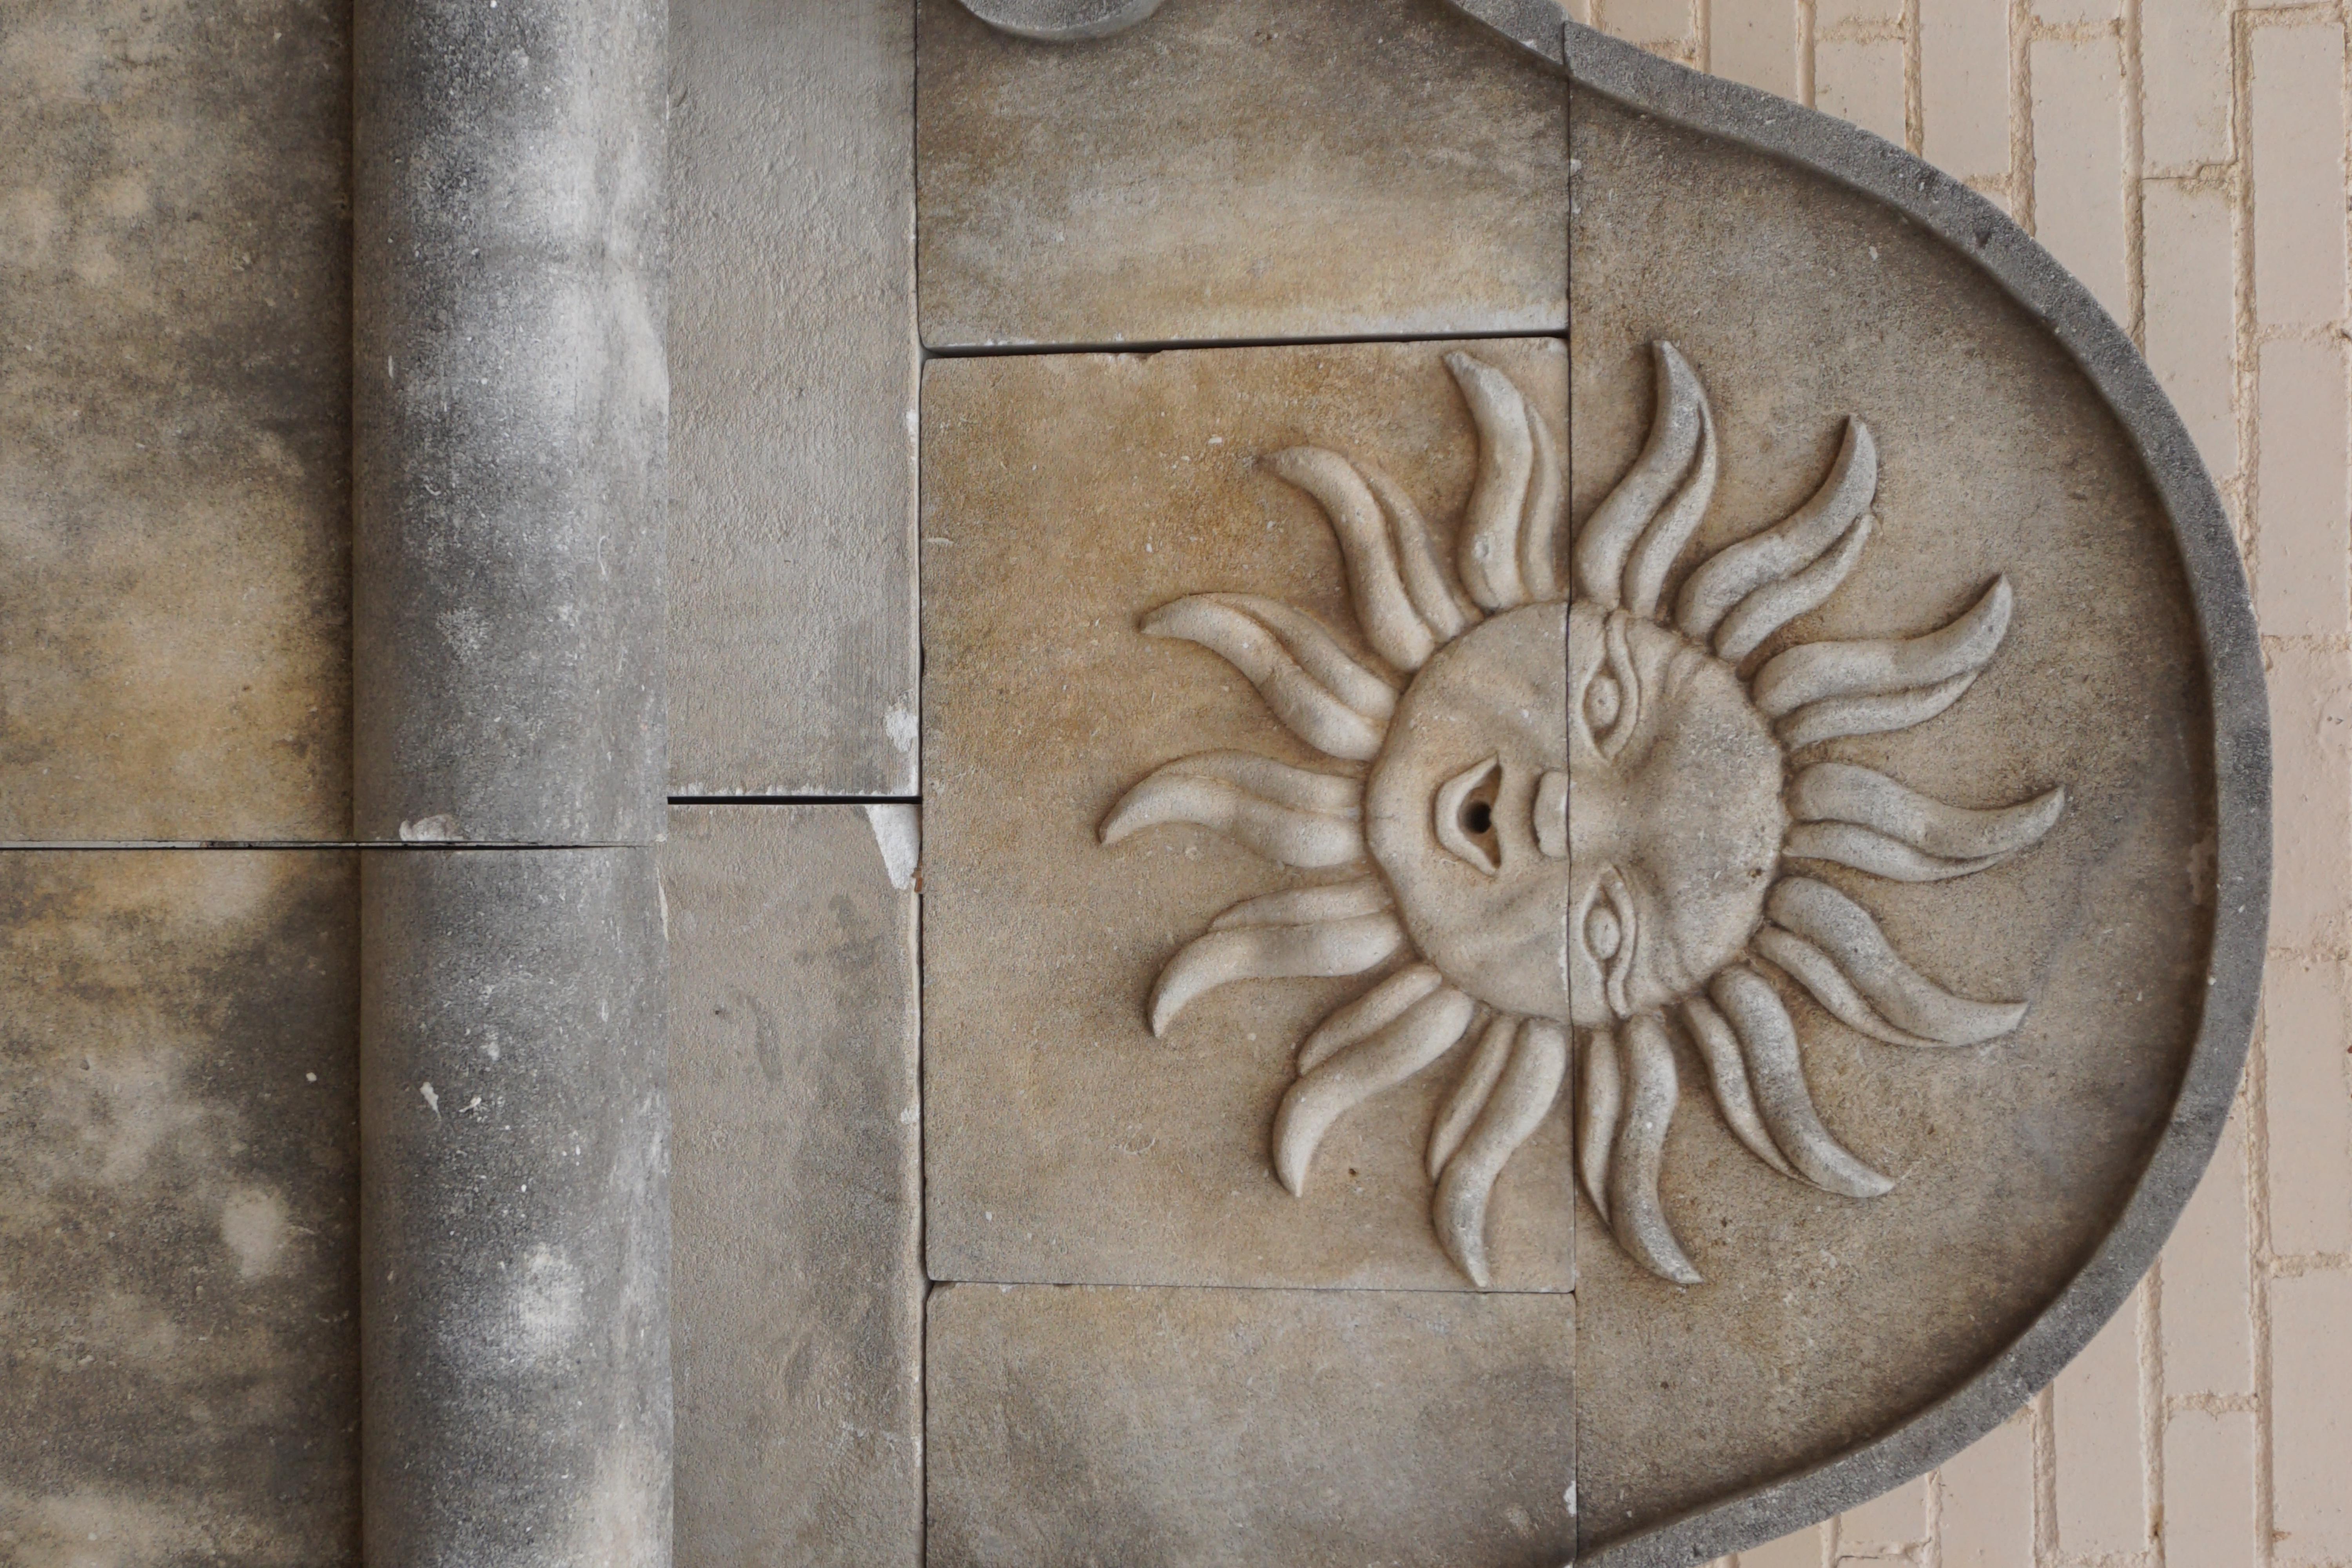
[922,338,1573,1293]
[0,0,351,841]
[669,0,920,798]
[915,0,1569,348]
[925,1282,1574,1567]
[1570,89,2216,1550]
[664,806,921,1567]
[0,850,358,1562]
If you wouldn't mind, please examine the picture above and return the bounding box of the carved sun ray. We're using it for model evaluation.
[1100,343,2063,1289]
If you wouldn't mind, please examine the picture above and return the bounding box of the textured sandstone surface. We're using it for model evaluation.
[915,0,1568,348]
[0,851,360,1563]
[925,1282,1575,1567]
[0,0,352,841]
[664,806,922,1567]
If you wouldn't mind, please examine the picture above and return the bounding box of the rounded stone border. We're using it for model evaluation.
[1446,7,2272,1564]
[955,0,1166,41]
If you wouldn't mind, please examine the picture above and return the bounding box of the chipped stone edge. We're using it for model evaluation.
[1442,7,2272,1564]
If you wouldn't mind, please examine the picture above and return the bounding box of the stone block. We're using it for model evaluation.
[2159,1112,2253,1396]
[1711,0,1800,98]
[668,0,920,798]
[664,806,921,1568]
[2272,1270,2352,1560]
[2143,177,2239,484]
[0,850,358,1561]
[2051,1293,2148,1556]
[2030,32,2131,325]
[922,338,1574,1294]
[1935,1412,2035,1566]
[914,0,1569,348]
[2254,342,2350,640]
[0,0,351,841]
[1573,89,2218,1547]
[925,1282,1574,1567]
[1920,0,2011,181]
[2163,1406,2257,1568]
[2250,23,2350,332]
[2142,0,2233,172]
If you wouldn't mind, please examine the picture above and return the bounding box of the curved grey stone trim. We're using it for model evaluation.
[955,0,1165,40]
[1447,7,2271,1564]
[360,849,671,1566]
[354,0,669,847]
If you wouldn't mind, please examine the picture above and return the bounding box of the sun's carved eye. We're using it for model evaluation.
[1583,612,1643,759]
[1583,900,1621,961]
[1434,757,1503,875]
[1580,868,1640,1019]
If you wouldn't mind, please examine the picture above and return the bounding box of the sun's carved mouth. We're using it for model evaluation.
[1100,343,2063,1289]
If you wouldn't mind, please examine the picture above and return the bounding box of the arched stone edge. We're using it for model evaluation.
[1445,6,2273,1565]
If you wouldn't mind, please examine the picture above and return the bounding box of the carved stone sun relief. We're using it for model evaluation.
[1101,347,2064,1287]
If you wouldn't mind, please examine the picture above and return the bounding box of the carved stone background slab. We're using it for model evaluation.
[915,0,1569,348]
[922,338,1575,1293]
[925,1283,1574,1566]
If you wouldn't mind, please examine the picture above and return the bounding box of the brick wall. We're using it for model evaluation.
[1570,0,2352,1561]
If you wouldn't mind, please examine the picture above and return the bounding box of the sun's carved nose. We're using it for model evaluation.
[1535,770,1566,859]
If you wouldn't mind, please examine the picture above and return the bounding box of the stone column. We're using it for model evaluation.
[352,0,671,1562]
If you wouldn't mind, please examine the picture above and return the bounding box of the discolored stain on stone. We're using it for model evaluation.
[915,0,1569,348]
[0,0,353,841]
[0,850,359,1563]
[922,339,1574,1292]
[925,1282,1575,1567]
[663,806,922,1568]
[1568,90,2217,1553]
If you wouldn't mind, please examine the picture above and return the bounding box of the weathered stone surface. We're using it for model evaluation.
[925,1283,1574,1566]
[0,851,359,1562]
[354,0,668,846]
[663,806,920,1567]
[915,0,1569,348]
[957,0,1164,40]
[360,848,669,1566]
[1568,84,2225,1555]
[0,0,351,841]
[923,339,1574,1292]
[668,0,919,798]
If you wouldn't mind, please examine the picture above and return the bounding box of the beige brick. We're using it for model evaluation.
[2053,1295,2150,1557]
[1921,0,2012,179]
[1818,0,1900,25]
[2265,958,2352,1259]
[2165,1407,2259,1568]
[1711,0,1800,97]
[1818,39,1909,145]
[2031,34,2131,323]
[1605,0,1693,51]
[1737,1524,1825,1566]
[1837,1474,1928,1548]
[2254,340,2351,639]
[2035,0,2115,29]
[2250,23,2350,330]
[2161,1113,2255,1396]
[2143,177,2240,483]
[2266,641,2352,951]
[2141,0,2233,171]
[2273,1270,2352,1559]
[1938,1412,2037,1566]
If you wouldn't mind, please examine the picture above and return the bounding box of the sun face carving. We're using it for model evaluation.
[1101,344,2063,1289]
